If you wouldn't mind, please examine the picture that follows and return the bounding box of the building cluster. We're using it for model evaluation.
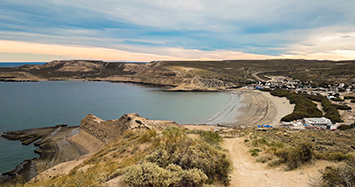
[247,76,354,130]
[279,117,353,130]
[249,76,355,97]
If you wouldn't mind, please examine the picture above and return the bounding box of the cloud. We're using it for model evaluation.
[1,0,355,61]
[0,40,276,62]
[281,26,355,60]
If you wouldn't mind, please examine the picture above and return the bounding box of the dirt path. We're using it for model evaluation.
[251,72,266,82]
[222,137,332,187]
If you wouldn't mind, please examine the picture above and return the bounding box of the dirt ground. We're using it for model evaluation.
[221,137,337,187]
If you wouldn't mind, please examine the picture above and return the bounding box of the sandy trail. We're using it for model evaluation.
[222,137,334,187]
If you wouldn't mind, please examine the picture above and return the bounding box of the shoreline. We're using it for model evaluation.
[199,88,295,127]
[0,87,295,184]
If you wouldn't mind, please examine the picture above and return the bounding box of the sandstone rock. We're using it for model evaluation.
[80,113,182,144]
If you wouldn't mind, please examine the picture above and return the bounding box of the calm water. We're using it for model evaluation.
[0,62,45,67]
[0,81,238,173]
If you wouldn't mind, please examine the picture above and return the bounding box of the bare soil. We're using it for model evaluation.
[222,137,336,187]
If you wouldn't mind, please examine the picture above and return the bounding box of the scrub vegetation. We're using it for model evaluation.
[315,157,355,187]
[160,60,355,86]
[224,127,355,171]
[265,89,350,123]
[10,127,231,187]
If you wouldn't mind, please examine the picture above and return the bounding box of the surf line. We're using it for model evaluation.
[198,91,242,125]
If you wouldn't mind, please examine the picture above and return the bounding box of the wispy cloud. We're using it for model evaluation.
[1,0,355,61]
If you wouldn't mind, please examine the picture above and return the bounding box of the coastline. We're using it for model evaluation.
[201,88,295,127]
[0,85,295,184]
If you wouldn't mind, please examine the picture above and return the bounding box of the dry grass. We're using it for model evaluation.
[8,127,231,187]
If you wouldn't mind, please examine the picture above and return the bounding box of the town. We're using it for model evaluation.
[248,75,355,130]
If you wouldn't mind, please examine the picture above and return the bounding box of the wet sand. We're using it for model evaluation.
[204,89,295,127]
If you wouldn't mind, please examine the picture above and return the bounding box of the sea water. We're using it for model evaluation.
[0,81,239,173]
[0,62,45,67]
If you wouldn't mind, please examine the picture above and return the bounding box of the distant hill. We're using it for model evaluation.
[0,59,354,90]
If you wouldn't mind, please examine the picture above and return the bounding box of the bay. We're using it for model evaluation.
[0,81,238,173]
[0,62,45,67]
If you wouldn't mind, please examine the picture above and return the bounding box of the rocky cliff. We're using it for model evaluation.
[0,60,238,91]
[80,113,181,143]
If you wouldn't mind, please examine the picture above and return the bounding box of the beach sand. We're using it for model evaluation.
[204,89,294,127]
[26,89,295,185]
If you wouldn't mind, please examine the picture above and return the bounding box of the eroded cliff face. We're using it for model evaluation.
[0,60,237,91]
[80,113,181,144]
[0,113,183,185]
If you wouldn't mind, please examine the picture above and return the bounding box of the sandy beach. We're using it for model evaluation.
[204,89,295,127]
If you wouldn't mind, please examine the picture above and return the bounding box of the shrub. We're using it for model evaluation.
[334,104,352,110]
[344,96,355,100]
[268,157,283,167]
[250,149,261,156]
[330,97,344,102]
[145,127,231,185]
[124,162,208,187]
[321,99,342,123]
[256,154,274,163]
[138,129,157,143]
[199,131,223,146]
[269,90,323,121]
[318,158,355,187]
[272,142,314,170]
[252,138,269,147]
[325,152,352,161]
[286,142,314,170]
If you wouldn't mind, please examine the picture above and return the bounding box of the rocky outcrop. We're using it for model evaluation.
[0,125,83,184]
[80,113,181,143]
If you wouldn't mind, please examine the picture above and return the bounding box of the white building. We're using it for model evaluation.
[280,121,305,130]
[303,117,332,129]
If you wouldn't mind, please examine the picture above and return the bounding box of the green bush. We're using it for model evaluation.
[322,99,342,123]
[273,142,315,170]
[124,162,207,187]
[268,90,323,121]
[199,131,223,146]
[144,127,231,185]
[252,138,269,147]
[334,104,352,110]
[138,129,157,143]
[344,96,355,100]
[250,149,262,156]
[286,142,314,170]
[330,97,344,102]
[351,99,355,103]
[187,130,223,146]
[318,158,355,187]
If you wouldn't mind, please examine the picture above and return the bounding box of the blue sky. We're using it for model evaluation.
[1,0,355,62]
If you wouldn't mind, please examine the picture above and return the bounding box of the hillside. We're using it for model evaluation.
[1,59,354,91]
[1,114,232,187]
[3,118,355,186]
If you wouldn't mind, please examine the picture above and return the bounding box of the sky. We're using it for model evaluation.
[1,0,355,62]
